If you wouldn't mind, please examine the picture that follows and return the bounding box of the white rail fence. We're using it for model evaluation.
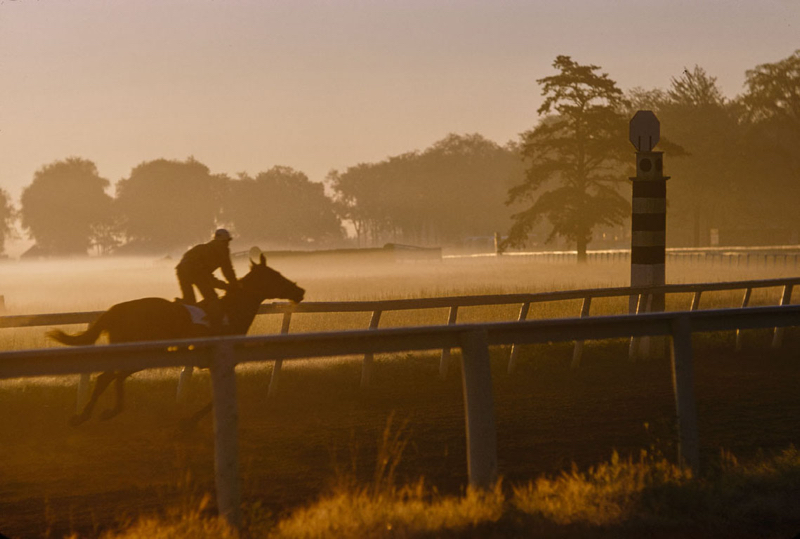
[1,277,797,407]
[496,248,800,267]
[1,305,799,527]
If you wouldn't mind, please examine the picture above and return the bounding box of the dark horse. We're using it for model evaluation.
[47,254,304,426]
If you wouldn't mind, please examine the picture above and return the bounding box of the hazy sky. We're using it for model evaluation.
[2,0,798,200]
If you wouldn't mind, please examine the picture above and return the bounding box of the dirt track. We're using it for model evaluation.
[1,329,799,538]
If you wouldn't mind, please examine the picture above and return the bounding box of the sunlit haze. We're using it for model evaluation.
[3,4,800,535]
[2,0,798,204]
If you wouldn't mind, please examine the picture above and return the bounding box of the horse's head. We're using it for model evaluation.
[241,254,305,303]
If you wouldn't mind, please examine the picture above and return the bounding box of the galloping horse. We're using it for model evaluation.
[47,254,304,426]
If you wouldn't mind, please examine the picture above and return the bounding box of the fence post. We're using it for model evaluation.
[690,291,702,311]
[628,293,640,316]
[210,342,242,529]
[735,288,752,352]
[459,329,498,489]
[570,297,592,369]
[506,302,530,374]
[360,310,382,388]
[669,316,700,472]
[772,285,794,349]
[439,306,459,379]
[268,311,292,397]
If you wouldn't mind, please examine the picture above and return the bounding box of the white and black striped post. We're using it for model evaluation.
[629,111,669,359]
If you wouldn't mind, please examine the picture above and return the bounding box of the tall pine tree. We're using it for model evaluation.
[505,56,630,262]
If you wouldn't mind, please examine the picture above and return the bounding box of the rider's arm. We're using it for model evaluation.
[220,245,238,285]
[212,276,229,290]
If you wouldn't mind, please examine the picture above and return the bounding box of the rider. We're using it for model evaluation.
[176,228,238,331]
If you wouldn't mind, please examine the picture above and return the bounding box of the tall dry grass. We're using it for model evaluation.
[98,445,800,539]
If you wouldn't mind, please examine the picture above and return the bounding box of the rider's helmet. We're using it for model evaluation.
[213,228,232,242]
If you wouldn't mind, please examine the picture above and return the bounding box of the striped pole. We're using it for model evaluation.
[630,150,669,358]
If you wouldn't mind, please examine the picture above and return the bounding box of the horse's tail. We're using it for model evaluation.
[47,312,109,346]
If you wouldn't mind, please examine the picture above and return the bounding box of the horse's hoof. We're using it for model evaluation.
[69,415,87,427]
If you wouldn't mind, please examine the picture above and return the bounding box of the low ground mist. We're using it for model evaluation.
[1,253,797,316]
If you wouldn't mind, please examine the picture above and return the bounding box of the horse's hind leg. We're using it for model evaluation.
[70,371,116,427]
[100,372,132,421]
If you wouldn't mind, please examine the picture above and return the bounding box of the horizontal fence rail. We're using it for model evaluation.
[1,304,799,528]
[4,305,798,378]
[254,277,800,315]
[2,277,797,404]
[3,277,798,329]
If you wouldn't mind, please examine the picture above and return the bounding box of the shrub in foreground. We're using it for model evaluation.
[512,450,693,527]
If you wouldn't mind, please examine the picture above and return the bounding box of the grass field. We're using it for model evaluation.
[0,255,798,538]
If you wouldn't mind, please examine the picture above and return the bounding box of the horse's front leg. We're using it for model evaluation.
[99,371,132,421]
[70,371,116,426]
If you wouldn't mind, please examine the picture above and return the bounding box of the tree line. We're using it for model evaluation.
[2,159,343,257]
[328,133,525,247]
[0,50,797,258]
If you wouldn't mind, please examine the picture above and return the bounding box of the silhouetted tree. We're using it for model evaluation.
[329,133,523,246]
[649,66,743,246]
[20,158,114,256]
[743,50,800,133]
[115,158,224,253]
[89,207,125,255]
[415,134,524,243]
[328,156,413,246]
[739,50,800,240]
[223,166,343,247]
[505,56,630,262]
[0,188,15,256]
[627,57,800,247]
[327,164,380,246]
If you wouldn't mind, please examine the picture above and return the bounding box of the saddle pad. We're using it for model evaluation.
[181,304,210,327]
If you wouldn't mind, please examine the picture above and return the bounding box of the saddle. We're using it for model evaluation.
[182,303,211,327]
[174,300,229,329]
